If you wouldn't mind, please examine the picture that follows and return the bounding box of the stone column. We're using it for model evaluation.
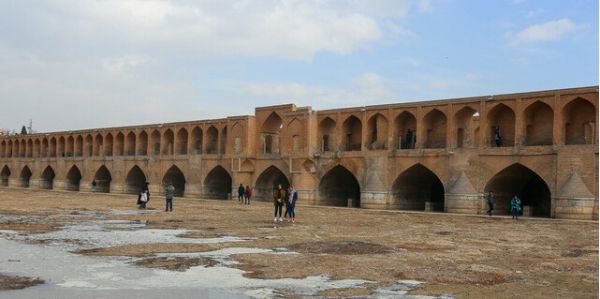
[360,157,390,209]
[445,171,479,214]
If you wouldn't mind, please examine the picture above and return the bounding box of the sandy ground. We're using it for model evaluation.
[0,189,597,298]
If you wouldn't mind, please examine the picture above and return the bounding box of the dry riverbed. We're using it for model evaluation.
[0,189,597,298]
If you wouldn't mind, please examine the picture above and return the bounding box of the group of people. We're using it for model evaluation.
[237,184,253,204]
[486,191,522,220]
[136,181,175,212]
[273,184,298,224]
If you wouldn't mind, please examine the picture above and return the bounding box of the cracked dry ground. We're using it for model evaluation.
[0,189,597,298]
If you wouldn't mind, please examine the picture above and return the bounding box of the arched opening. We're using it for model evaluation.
[115,132,125,156]
[66,136,74,157]
[203,166,232,199]
[6,141,12,158]
[126,132,136,156]
[424,109,447,148]
[176,128,188,155]
[40,166,55,189]
[150,130,161,155]
[65,165,82,191]
[487,103,515,147]
[104,134,113,156]
[524,101,553,146]
[392,164,445,212]
[33,139,40,157]
[367,113,389,150]
[162,129,174,155]
[191,127,203,154]
[206,126,218,154]
[261,112,283,154]
[75,136,83,157]
[319,117,336,152]
[42,138,48,157]
[162,165,185,197]
[394,111,417,149]
[454,107,478,148]
[484,163,551,217]
[342,115,362,151]
[1,166,10,187]
[125,165,147,194]
[93,134,102,156]
[138,131,148,155]
[93,165,112,193]
[57,137,65,157]
[0,141,5,158]
[19,166,32,188]
[255,166,290,201]
[26,139,33,157]
[49,138,57,157]
[564,98,596,145]
[220,127,227,154]
[318,165,361,207]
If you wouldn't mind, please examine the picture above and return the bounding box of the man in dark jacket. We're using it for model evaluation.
[486,191,494,216]
[273,184,285,223]
[237,184,245,203]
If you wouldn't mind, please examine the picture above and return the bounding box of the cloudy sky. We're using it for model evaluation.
[0,0,597,132]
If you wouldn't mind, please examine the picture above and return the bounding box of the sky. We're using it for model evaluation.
[0,0,597,133]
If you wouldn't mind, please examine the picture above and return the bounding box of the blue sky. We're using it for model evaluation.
[0,0,597,132]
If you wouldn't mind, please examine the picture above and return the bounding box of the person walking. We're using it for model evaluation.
[165,182,175,212]
[237,184,245,204]
[91,180,97,192]
[486,191,494,216]
[510,195,521,220]
[284,189,291,220]
[287,185,298,223]
[273,184,285,223]
[137,182,150,208]
[139,189,148,209]
[245,185,252,205]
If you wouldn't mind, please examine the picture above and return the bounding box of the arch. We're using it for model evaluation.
[104,133,113,156]
[487,103,515,147]
[6,140,12,158]
[93,165,112,193]
[342,115,362,151]
[255,166,290,201]
[394,111,417,149]
[40,166,55,189]
[423,109,447,148]
[319,117,336,152]
[19,166,32,188]
[206,126,218,154]
[162,129,174,155]
[115,132,125,156]
[125,165,147,194]
[26,139,33,157]
[454,107,478,148]
[65,165,82,191]
[240,159,255,172]
[524,101,553,146]
[203,165,232,199]
[75,135,83,157]
[162,165,185,197]
[318,165,361,207]
[11,140,17,158]
[66,136,74,157]
[20,139,26,157]
[33,139,41,158]
[150,130,161,155]
[391,164,445,211]
[41,138,48,157]
[563,98,596,145]
[191,126,203,154]
[1,165,10,187]
[57,137,65,157]
[84,135,93,157]
[176,128,188,155]
[220,127,227,154]
[0,141,5,158]
[126,132,136,156]
[367,113,389,150]
[261,112,283,154]
[138,131,148,155]
[94,134,103,156]
[484,163,551,217]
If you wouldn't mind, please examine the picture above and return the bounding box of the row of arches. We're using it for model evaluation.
[0,125,227,159]
[318,97,595,151]
[0,162,556,217]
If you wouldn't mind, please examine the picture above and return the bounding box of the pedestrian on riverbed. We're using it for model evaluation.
[486,191,494,216]
[510,195,521,220]
[287,185,298,223]
[238,183,245,204]
[245,185,252,205]
[91,180,97,192]
[137,182,150,208]
[139,190,148,209]
[165,182,175,212]
[273,184,285,223]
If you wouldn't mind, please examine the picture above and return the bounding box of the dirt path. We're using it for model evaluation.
[0,189,597,298]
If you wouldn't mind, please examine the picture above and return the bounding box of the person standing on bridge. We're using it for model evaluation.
[510,195,521,220]
[245,185,252,205]
[237,184,245,204]
[273,184,285,223]
[486,191,494,216]
[165,182,175,212]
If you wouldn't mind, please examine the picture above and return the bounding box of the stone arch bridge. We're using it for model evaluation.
[1,86,597,219]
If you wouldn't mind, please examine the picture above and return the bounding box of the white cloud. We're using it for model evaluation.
[507,18,580,46]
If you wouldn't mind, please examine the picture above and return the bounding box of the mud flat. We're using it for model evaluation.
[0,189,597,298]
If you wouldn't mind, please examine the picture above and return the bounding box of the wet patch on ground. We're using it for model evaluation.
[287,241,393,255]
[133,256,218,271]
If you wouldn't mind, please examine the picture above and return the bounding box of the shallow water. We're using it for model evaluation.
[0,210,452,299]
